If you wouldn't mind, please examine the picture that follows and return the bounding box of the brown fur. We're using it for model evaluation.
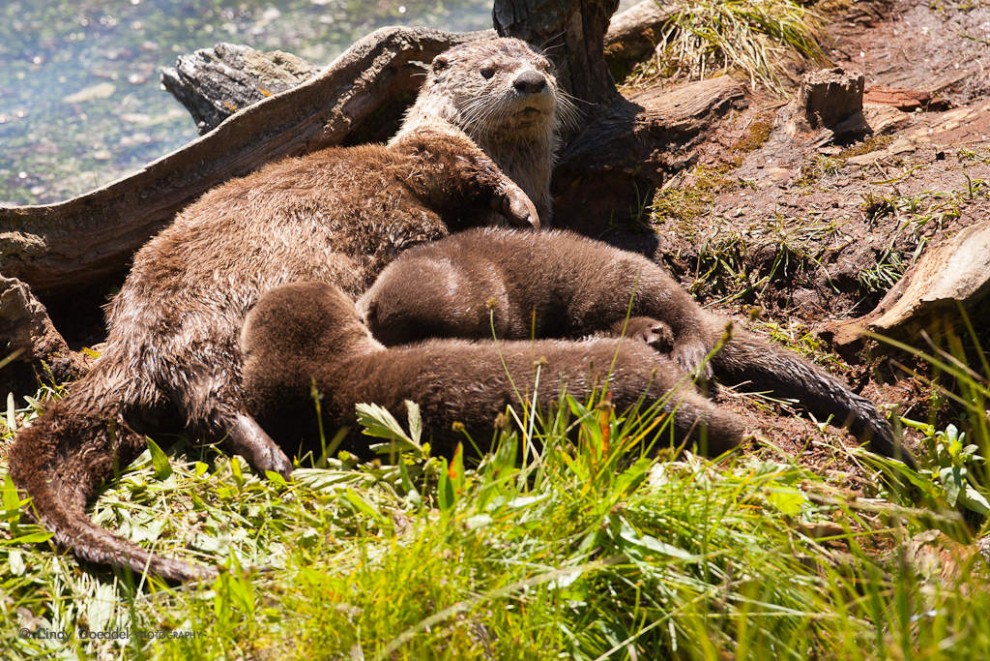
[357,227,916,466]
[240,282,746,458]
[8,38,564,582]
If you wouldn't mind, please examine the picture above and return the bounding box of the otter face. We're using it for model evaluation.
[429,38,571,139]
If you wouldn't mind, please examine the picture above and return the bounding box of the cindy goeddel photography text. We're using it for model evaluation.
[19,626,203,641]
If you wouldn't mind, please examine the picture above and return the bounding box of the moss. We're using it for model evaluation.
[837,134,895,160]
[650,164,735,232]
[731,113,775,155]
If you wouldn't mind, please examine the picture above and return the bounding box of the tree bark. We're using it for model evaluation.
[493,0,622,113]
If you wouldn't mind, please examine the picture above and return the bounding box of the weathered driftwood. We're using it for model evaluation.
[162,42,316,134]
[830,220,990,346]
[604,0,675,78]
[0,27,484,297]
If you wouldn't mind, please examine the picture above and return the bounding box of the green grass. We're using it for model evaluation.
[2,350,990,659]
[656,0,826,92]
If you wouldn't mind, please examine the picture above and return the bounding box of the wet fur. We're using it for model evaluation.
[241,282,746,459]
[9,38,563,582]
[358,227,916,466]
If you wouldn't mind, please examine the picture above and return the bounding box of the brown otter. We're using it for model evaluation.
[8,37,564,582]
[240,281,747,459]
[356,227,916,466]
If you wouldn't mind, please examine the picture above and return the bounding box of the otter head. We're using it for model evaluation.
[426,38,568,145]
[241,282,381,371]
[398,37,577,223]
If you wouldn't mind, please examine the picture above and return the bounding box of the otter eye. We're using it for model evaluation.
[480,67,495,80]
[432,56,449,73]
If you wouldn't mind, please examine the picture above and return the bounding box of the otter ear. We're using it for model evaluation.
[432,55,449,73]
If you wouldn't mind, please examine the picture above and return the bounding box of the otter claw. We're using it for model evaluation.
[229,413,294,479]
[495,183,540,229]
[611,317,674,353]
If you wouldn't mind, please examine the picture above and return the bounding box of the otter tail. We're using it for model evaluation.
[8,372,216,583]
[712,330,916,469]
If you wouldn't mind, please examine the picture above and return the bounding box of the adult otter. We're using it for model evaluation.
[9,37,564,582]
[357,227,916,466]
[240,281,747,459]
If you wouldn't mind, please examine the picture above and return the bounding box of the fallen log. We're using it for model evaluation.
[162,42,316,134]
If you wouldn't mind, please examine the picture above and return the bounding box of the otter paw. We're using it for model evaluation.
[494,182,540,229]
[229,414,295,479]
[634,320,674,352]
[672,339,714,382]
[611,316,674,352]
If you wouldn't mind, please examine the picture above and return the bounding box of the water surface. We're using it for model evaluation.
[0,0,491,205]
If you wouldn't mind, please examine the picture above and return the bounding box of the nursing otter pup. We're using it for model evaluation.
[9,38,565,582]
[240,282,747,458]
[357,227,916,465]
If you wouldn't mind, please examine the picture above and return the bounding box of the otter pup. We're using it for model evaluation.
[240,282,747,458]
[9,38,565,583]
[357,227,916,466]
[358,226,714,377]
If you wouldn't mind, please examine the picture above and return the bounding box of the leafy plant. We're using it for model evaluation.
[903,420,989,515]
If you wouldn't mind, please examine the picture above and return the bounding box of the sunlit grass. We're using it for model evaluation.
[656,0,826,92]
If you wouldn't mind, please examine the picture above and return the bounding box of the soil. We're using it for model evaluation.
[630,0,990,480]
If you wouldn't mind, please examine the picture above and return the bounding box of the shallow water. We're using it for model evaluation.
[0,0,491,205]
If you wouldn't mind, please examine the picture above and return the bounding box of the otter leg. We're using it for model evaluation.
[175,372,294,478]
[661,386,749,457]
[489,178,540,230]
[227,413,294,478]
[391,128,539,229]
[570,256,715,379]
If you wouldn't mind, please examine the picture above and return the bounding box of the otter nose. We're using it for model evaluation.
[513,69,547,94]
